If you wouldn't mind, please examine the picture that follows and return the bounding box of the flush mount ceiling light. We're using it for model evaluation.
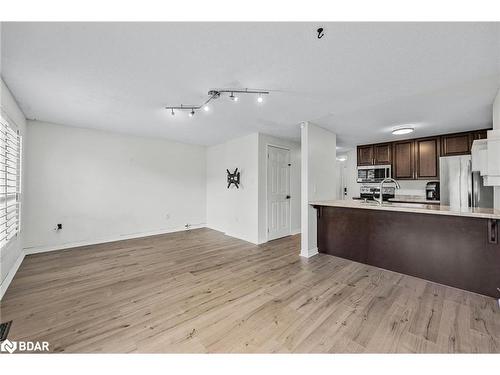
[392,127,415,135]
[165,88,269,117]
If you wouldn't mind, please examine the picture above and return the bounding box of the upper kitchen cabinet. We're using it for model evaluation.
[357,143,391,165]
[472,130,488,141]
[357,145,374,165]
[355,128,491,179]
[415,137,440,179]
[393,140,414,179]
[469,130,488,148]
[374,143,392,164]
[441,132,471,156]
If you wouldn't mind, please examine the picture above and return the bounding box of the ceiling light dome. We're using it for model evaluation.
[392,127,414,135]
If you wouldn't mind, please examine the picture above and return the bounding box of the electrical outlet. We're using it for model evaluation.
[184,223,191,229]
[55,223,62,231]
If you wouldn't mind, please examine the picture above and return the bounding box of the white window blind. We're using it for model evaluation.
[0,114,21,249]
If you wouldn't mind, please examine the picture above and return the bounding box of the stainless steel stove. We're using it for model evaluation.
[360,185,395,201]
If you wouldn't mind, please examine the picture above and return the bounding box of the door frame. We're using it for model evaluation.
[266,144,292,242]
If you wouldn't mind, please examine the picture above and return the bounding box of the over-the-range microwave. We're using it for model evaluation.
[357,164,392,183]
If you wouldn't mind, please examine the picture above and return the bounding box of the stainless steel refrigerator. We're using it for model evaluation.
[440,155,494,209]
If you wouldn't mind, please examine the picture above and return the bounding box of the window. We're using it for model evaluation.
[0,114,21,249]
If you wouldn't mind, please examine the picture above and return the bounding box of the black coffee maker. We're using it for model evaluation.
[426,181,440,201]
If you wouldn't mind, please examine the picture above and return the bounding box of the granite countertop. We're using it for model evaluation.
[309,199,500,220]
[388,195,440,204]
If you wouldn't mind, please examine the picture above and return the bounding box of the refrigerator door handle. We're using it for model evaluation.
[466,158,473,208]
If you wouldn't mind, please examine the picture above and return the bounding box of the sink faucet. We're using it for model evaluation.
[374,178,401,205]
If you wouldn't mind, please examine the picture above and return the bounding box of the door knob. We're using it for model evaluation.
[286,195,291,199]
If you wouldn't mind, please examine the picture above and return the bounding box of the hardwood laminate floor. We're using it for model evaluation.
[1,228,499,353]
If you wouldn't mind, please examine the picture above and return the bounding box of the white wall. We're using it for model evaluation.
[24,121,207,252]
[206,132,301,245]
[338,149,358,200]
[0,78,27,299]
[301,122,337,257]
[257,133,301,244]
[206,133,260,244]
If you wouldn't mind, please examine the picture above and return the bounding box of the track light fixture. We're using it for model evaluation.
[171,109,175,116]
[165,88,269,117]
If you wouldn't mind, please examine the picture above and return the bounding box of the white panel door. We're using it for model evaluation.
[267,146,291,241]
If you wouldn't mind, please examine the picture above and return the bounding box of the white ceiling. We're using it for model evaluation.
[1,22,500,148]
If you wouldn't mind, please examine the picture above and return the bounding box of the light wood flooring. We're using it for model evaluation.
[1,228,499,353]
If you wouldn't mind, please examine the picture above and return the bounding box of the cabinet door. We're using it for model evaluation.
[357,145,374,165]
[393,140,414,179]
[415,137,440,179]
[473,130,488,140]
[374,143,392,165]
[441,133,470,156]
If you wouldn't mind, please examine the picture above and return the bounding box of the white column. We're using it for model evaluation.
[300,122,337,258]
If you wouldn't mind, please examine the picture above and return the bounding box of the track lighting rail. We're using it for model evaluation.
[165,88,269,116]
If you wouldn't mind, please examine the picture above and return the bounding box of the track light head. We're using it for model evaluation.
[189,109,195,117]
[203,105,210,112]
[257,95,263,103]
[229,92,239,102]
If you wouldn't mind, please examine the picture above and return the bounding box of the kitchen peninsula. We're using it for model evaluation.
[310,200,500,298]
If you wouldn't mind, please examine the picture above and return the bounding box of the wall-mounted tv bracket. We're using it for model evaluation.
[227,168,240,189]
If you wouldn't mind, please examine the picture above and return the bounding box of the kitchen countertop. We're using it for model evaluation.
[388,195,440,204]
[309,199,500,220]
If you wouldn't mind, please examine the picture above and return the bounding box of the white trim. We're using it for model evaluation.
[266,144,292,242]
[0,249,25,300]
[300,246,318,258]
[23,224,205,255]
[290,227,301,236]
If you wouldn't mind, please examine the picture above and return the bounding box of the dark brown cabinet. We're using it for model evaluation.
[415,137,440,179]
[441,133,471,156]
[356,128,490,180]
[393,140,414,179]
[374,143,392,164]
[357,145,374,165]
[469,130,488,148]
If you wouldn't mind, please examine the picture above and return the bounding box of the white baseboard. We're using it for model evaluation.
[23,224,206,255]
[290,228,301,236]
[300,247,318,258]
[223,231,259,245]
[0,250,25,301]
